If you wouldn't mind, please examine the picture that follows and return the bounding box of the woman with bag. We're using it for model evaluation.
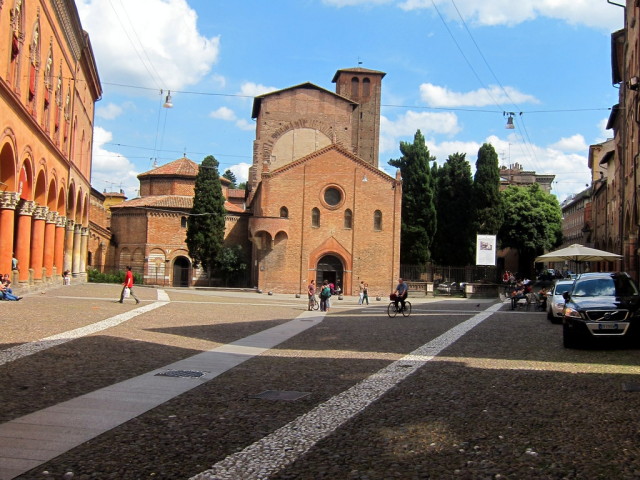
[319,280,331,312]
[119,266,140,304]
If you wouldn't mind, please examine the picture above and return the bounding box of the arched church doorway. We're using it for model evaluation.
[172,256,191,287]
[316,254,344,290]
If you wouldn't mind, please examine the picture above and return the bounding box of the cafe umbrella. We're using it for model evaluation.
[535,244,621,272]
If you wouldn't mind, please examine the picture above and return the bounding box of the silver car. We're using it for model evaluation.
[547,279,574,323]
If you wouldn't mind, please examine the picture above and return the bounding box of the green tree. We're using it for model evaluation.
[215,245,247,286]
[499,183,563,276]
[388,130,437,265]
[433,152,474,265]
[222,169,237,188]
[186,155,226,273]
[472,143,503,236]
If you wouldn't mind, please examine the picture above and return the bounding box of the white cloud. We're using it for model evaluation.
[91,127,140,198]
[209,107,255,132]
[380,110,461,154]
[228,163,251,183]
[209,107,236,121]
[420,83,539,108]
[95,103,124,120]
[235,119,255,131]
[239,82,279,98]
[77,0,220,90]
[398,0,622,30]
[322,0,622,30]
[549,134,588,152]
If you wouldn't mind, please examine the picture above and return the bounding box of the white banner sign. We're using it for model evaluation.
[476,235,496,266]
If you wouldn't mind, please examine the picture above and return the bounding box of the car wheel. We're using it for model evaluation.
[563,322,581,348]
[547,308,554,321]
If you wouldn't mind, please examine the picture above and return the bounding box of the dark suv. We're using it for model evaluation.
[562,272,640,348]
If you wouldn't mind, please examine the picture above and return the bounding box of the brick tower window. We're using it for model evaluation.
[280,206,288,218]
[374,210,382,231]
[181,216,188,228]
[363,78,370,97]
[311,207,320,227]
[344,209,352,229]
[351,77,359,97]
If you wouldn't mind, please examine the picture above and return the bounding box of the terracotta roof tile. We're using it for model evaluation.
[113,195,193,210]
[138,157,199,178]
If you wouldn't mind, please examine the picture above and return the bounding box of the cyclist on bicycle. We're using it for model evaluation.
[393,277,408,312]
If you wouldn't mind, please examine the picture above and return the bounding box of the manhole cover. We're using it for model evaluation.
[249,390,311,401]
[155,370,205,378]
[622,383,640,392]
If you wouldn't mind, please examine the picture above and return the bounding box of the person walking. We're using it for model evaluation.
[358,281,365,304]
[363,282,369,305]
[307,279,316,311]
[119,266,140,304]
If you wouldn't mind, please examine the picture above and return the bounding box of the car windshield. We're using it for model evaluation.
[554,283,572,295]
[571,276,639,297]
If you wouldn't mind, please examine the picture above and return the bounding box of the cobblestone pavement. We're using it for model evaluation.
[1,284,640,479]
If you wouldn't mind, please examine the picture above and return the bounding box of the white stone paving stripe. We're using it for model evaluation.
[190,302,503,480]
[0,310,325,480]
[0,289,170,367]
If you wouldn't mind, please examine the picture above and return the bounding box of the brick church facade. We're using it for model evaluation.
[106,67,401,296]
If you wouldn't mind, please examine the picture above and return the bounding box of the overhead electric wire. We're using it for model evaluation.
[449,0,541,170]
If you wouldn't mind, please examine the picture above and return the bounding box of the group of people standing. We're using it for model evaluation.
[358,281,369,305]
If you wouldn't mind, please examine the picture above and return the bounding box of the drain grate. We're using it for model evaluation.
[155,370,205,378]
[622,383,640,392]
[249,390,311,401]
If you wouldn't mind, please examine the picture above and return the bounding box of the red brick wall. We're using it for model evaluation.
[253,146,400,295]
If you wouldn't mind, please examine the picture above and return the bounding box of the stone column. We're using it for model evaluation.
[54,215,66,276]
[63,219,74,274]
[80,226,88,277]
[0,192,20,274]
[43,211,58,278]
[30,206,48,282]
[15,200,35,283]
[72,223,82,276]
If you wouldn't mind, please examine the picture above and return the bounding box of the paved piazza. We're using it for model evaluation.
[1,284,639,479]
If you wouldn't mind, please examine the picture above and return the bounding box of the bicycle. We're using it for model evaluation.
[308,295,319,311]
[387,298,411,317]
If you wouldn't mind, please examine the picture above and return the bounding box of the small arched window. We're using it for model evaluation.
[351,76,359,97]
[374,210,382,231]
[311,207,320,227]
[280,206,288,218]
[363,78,371,96]
[344,209,353,229]
[181,216,188,228]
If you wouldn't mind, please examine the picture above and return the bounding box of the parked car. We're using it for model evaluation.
[547,279,574,323]
[561,272,640,348]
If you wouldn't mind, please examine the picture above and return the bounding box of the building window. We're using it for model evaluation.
[280,206,288,218]
[323,186,342,207]
[344,209,352,229]
[181,216,187,228]
[374,210,382,231]
[363,78,370,96]
[351,76,359,97]
[311,207,320,227]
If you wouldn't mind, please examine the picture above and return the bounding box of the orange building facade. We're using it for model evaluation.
[0,0,101,288]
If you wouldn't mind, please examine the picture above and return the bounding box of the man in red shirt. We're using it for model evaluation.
[119,266,140,304]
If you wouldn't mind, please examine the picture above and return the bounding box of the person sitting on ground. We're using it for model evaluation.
[2,273,13,294]
[62,270,71,285]
[0,280,21,300]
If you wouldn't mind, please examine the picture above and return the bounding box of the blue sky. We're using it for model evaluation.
[76,0,624,202]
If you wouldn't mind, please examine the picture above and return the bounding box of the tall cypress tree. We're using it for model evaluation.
[186,155,226,272]
[222,169,237,188]
[388,130,437,265]
[433,152,474,265]
[472,143,503,236]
